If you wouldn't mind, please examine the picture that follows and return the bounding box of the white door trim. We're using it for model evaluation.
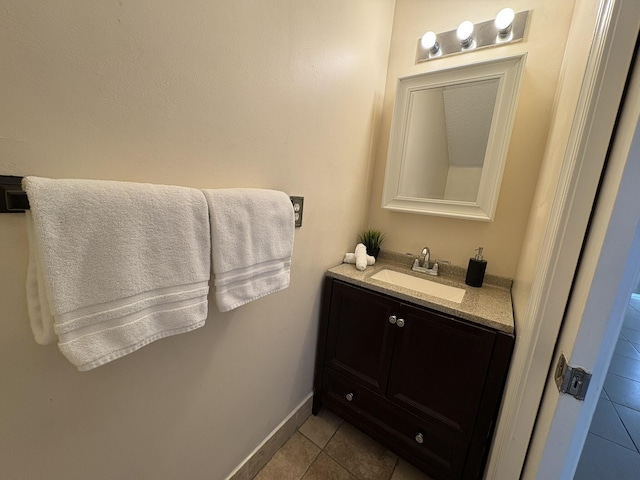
[484,0,639,478]
[529,70,640,477]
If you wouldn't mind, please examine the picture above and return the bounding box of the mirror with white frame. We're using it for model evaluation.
[382,54,526,221]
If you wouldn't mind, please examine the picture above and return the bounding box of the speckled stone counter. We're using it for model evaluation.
[326,252,514,335]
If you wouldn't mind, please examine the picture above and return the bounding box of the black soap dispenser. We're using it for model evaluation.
[465,247,487,287]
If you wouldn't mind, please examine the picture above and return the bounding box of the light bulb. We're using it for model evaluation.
[495,8,515,36]
[456,21,474,47]
[420,31,439,54]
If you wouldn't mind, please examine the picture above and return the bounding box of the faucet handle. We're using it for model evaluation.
[433,259,450,269]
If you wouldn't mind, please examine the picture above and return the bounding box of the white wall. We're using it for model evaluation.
[0,1,394,479]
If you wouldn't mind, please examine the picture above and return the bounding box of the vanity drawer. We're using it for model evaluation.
[322,367,468,480]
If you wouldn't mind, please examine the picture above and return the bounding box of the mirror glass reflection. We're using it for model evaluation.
[398,78,499,202]
[382,54,526,221]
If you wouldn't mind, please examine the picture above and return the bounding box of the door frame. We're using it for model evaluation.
[484,0,640,478]
[527,71,640,476]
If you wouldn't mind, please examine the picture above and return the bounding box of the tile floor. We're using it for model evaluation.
[252,408,432,480]
[575,294,640,479]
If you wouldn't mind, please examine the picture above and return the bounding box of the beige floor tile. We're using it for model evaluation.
[324,423,398,480]
[390,459,433,480]
[302,452,356,480]
[298,408,344,448]
[253,432,321,480]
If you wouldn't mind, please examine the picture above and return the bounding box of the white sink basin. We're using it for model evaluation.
[370,269,465,304]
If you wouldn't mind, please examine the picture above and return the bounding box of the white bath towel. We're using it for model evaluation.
[23,177,211,371]
[203,188,294,312]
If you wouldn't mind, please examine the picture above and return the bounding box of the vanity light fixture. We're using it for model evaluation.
[456,21,475,48]
[416,9,529,63]
[420,31,440,55]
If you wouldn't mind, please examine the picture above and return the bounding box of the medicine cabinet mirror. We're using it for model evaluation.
[382,54,526,221]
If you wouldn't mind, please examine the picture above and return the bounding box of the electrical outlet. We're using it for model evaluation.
[290,196,304,227]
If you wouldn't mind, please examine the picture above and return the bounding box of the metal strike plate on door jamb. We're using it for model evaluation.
[554,353,592,401]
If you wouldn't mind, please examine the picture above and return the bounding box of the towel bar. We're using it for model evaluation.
[0,175,303,226]
[0,176,28,212]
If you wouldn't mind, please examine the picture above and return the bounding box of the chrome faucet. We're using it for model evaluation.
[411,246,448,276]
[420,247,430,269]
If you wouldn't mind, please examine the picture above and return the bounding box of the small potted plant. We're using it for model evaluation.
[358,229,385,259]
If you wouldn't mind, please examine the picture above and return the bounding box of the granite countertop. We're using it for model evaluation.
[326,251,514,335]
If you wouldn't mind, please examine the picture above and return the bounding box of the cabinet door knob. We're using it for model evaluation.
[415,433,424,444]
[346,393,354,402]
[396,318,405,328]
[388,315,397,324]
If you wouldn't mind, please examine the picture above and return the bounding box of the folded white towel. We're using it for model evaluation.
[343,252,376,266]
[355,243,368,271]
[23,177,211,371]
[203,188,294,312]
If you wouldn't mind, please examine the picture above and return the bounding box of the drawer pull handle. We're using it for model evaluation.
[346,392,354,402]
[397,318,405,328]
[415,433,424,444]
[388,315,397,324]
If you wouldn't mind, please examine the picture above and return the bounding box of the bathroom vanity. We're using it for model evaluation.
[312,257,514,480]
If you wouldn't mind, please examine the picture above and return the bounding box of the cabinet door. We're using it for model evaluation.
[325,281,398,395]
[387,303,496,441]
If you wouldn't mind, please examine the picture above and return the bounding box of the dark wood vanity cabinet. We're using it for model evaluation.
[313,278,514,480]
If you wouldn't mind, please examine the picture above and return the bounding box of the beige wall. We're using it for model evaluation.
[367,0,577,277]
[0,1,394,479]
[511,1,601,322]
